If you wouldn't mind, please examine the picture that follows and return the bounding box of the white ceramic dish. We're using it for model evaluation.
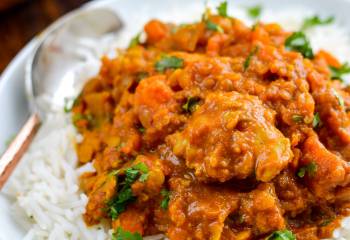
[1,0,350,238]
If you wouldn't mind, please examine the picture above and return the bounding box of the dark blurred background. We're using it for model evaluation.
[0,0,90,73]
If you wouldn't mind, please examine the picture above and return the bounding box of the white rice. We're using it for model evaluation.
[3,4,350,240]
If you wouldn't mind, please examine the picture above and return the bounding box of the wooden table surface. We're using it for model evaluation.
[0,0,90,73]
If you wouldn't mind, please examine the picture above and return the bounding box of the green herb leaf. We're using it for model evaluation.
[155,56,184,72]
[251,23,258,31]
[129,33,142,48]
[312,112,322,128]
[217,1,228,17]
[107,163,149,219]
[202,7,210,22]
[285,32,314,59]
[72,113,94,128]
[139,173,149,183]
[297,162,318,178]
[292,115,304,123]
[302,15,334,30]
[112,227,143,240]
[182,97,200,114]
[244,46,259,71]
[206,20,224,33]
[133,162,149,173]
[160,189,170,210]
[133,162,149,182]
[64,96,80,113]
[136,72,149,83]
[330,63,350,81]
[247,5,262,19]
[267,230,296,240]
[138,126,145,134]
[124,168,140,185]
[332,89,345,108]
[108,187,136,220]
[109,169,120,177]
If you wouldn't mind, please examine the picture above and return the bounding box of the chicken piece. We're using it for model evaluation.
[300,134,350,200]
[167,178,239,240]
[167,91,293,182]
[240,183,286,235]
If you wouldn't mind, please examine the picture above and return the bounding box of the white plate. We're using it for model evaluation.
[1,0,350,238]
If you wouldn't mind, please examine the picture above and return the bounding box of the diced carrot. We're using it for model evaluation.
[144,19,169,44]
[316,50,341,68]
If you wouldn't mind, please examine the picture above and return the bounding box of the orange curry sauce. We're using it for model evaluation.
[72,5,350,240]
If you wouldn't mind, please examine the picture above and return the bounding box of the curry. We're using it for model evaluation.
[71,2,350,239]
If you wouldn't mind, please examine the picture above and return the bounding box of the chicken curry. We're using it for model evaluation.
[71,2,350,239]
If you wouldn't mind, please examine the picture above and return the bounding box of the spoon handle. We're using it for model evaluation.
[0,114,41,190]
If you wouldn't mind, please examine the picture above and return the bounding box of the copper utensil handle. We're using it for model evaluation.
[0,114,41,190]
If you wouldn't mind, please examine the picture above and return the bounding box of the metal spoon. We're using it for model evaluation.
[0,7,122,189]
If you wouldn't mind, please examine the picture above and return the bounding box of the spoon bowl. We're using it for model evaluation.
[26,7,122,118]
[0,7,122,189]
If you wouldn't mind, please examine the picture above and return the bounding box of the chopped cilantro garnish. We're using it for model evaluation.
[182,97,200,114]
[247,5,262,19]
[206,20,224,33]
[72,113,94,128]
[112,227,142,240]
[297,162,318,178]
[285,32,314,59]
[136,72,149,83]
[64,96,80,113]
[267,230,296,240]
[138,126,145,134]
[292,114,304,123]
[312,112,322,128]
[155,56,184,72]
[251,23,258,31]
[108,187,136,220]
[139,173,148,183]
[107,163,149,219]
[332,89,345,108]
[160,189,170,210]
[330,62,350,81]
[133,162,149,182]
[201,7,211,22]
[302,15,334,31]
[129,33,142,48]
[217,1,228,17]
[244,46,259,71]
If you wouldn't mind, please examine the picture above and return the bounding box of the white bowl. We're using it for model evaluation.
[1,0,350,238]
